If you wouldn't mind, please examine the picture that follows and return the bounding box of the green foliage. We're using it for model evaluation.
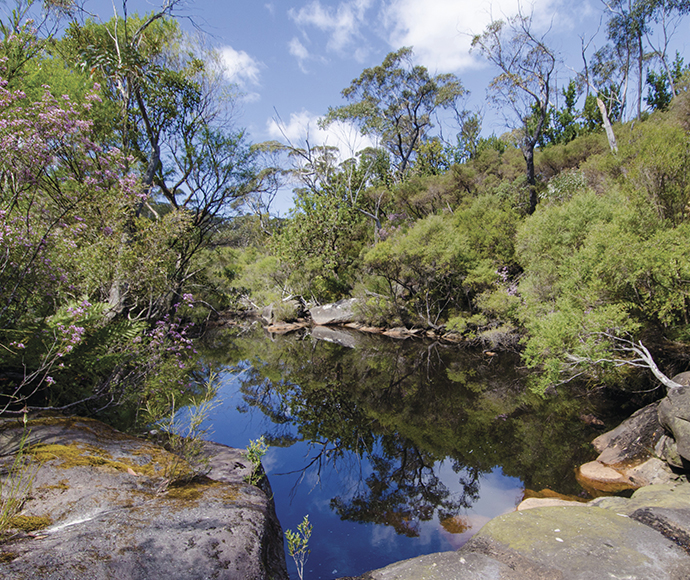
[285,515,312,580]
[540,170,588,204]
[364,195,518,330]
[0,7,261,419]
[353,291,404,328]
[142,372,220,487]
[618,117,690,225]
[276,190,366,303]
[646,53,689,111]
[243,436,268,486]
[414,137,452,176]
[518,159,690,393]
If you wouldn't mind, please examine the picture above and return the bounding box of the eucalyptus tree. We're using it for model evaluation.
[602,0,648,120]
[321,47,466,181]
[472,13,556,214]
[601,0,690,119]
[641,0,690,97]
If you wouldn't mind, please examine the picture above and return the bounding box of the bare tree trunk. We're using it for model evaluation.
[596,97,618,154]
[636,32,644,120]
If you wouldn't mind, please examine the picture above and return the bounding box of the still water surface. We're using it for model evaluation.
[200,325,608,579]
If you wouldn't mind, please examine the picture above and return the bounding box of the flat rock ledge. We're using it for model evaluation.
[0,417,287,580]
[352,483,690,580]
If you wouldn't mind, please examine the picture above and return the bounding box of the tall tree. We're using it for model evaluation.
[472,13,556,214]
[603,0,649,120]
[642,0,690,97]
[321,47,466,181]
[60,7,262,317]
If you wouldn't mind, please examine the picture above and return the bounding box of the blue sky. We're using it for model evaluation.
[78,1,622,142]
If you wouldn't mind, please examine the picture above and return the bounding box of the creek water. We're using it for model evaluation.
[198,324,626,579]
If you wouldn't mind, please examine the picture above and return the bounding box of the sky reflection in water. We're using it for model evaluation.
[205,366,524,579]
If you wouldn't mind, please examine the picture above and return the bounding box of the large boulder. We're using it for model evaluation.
[0,417,287,580]
[591,401,662,463]
[309,298,359,326]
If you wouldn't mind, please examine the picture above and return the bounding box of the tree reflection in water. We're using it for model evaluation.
[202,325,616,536]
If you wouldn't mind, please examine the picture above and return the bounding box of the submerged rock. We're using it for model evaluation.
[0,417,287,580]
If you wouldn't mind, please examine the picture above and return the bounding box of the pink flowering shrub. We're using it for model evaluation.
[0,71,197,416]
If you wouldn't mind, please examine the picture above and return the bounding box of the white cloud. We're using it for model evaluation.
[219,46,262,86]
[289,0,374,56]
[289,37,310,62]
[266,110,377,160]
[288,37,311,72]
[382,0,562,73]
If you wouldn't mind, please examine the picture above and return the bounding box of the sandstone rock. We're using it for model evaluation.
[356,502,690,580]
[672,371,690,386]
[310,298,359,326]
[578,401,676,494]
[461,505,690,579]
[659,434,685,468]
[266,321,309,335]
[516,498,577,511]
[593,483,690,553]
[261,302,274,323]
[591,401,662,464]
[382,327,411,339]
[344,322,383,334]
[0,417,287,580]
[357,550,527,580]
[626,457,678,486]
[577,460,636,494]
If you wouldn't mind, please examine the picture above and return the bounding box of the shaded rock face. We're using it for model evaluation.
[356,484,690,580]
[309,298,359,326]
[0,417,287,580]
[659,386,690,466]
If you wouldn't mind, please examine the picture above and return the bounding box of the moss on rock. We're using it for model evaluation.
[9,515,53,532]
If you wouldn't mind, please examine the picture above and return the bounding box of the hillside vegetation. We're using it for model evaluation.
[2,0,690,424]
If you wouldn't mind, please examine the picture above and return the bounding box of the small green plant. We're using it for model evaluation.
[285,515,312,580]
[243,435,267,486]
[0,417,40,536]
[142,372,220,489]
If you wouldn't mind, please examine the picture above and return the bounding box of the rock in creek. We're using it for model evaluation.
[0,417,287,580]
[576,371,690,494]
[576,400,676,494]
